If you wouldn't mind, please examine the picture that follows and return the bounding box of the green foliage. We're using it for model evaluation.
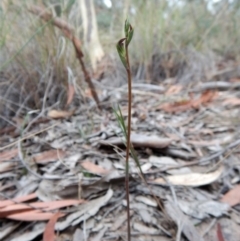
[82,171,94,178]
[116,19,134,68]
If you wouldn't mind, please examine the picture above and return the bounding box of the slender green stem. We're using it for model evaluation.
[125,41,131,241]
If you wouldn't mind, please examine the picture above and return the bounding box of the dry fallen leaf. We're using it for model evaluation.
[0,222,20,240]
[0,148,18,162]
[6,210,65,221]
[158,90,217,113]
[178,200,229,219]
[48,109,75,119]
[217,223,225,241]
[223,98,240,107]
[66,84,75,106]
[43,212,62,241]
[192,90,217,108]
[56,189,113,230]
[100,133,172,149]
[221,184,240,207]
[152,166,223,187]
[81,160,110,175]
[0,161,16,173]
[133,222,160,235]
[0,199,84,213]
[165,85,183,95]
[158,99,192,113]
[0,199,84,221]
[0,193,37,209]
[165,201,204,241]
[33,149,66,164]
[135,196,157,207]
[11,223,45,241]
[230,77,240,83]
[111,211,134,231]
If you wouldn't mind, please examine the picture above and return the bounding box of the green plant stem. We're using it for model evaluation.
[125,42,131,241]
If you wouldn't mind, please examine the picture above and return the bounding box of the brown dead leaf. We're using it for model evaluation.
[48,109,75,119]
[100,133,172,149]
[43,212,62,241]
[152,166,223,187]
[66,84,75,107]
[217,223,225,241]
[0,161,15,173]
[0,148,18,162]
[159,99,192,113]
[165,85,182,95]
[192,90,217,109]
[1,198,84,221]
[6,210,65,221]
[230,77,240,83]
[81,160,110,175]
[0,193,37,209]
[223,98,240,107]
[221,184,240,207]
[158,90,217,113]
[0,199,85,214]
[33,150,66,164]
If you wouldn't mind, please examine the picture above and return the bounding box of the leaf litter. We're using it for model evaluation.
[1,73,240,241]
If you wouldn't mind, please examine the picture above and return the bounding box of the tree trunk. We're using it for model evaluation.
[79,0,104,71]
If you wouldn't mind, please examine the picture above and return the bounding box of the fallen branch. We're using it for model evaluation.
[28,5,101,110]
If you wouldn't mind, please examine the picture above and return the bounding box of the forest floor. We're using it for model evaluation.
[1,65,240,241]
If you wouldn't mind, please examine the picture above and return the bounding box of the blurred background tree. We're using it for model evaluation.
[0,0,240,128]
[1,0,240,82]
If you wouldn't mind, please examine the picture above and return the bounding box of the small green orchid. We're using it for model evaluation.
[115,19,134,241]
[116,19,134,68]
